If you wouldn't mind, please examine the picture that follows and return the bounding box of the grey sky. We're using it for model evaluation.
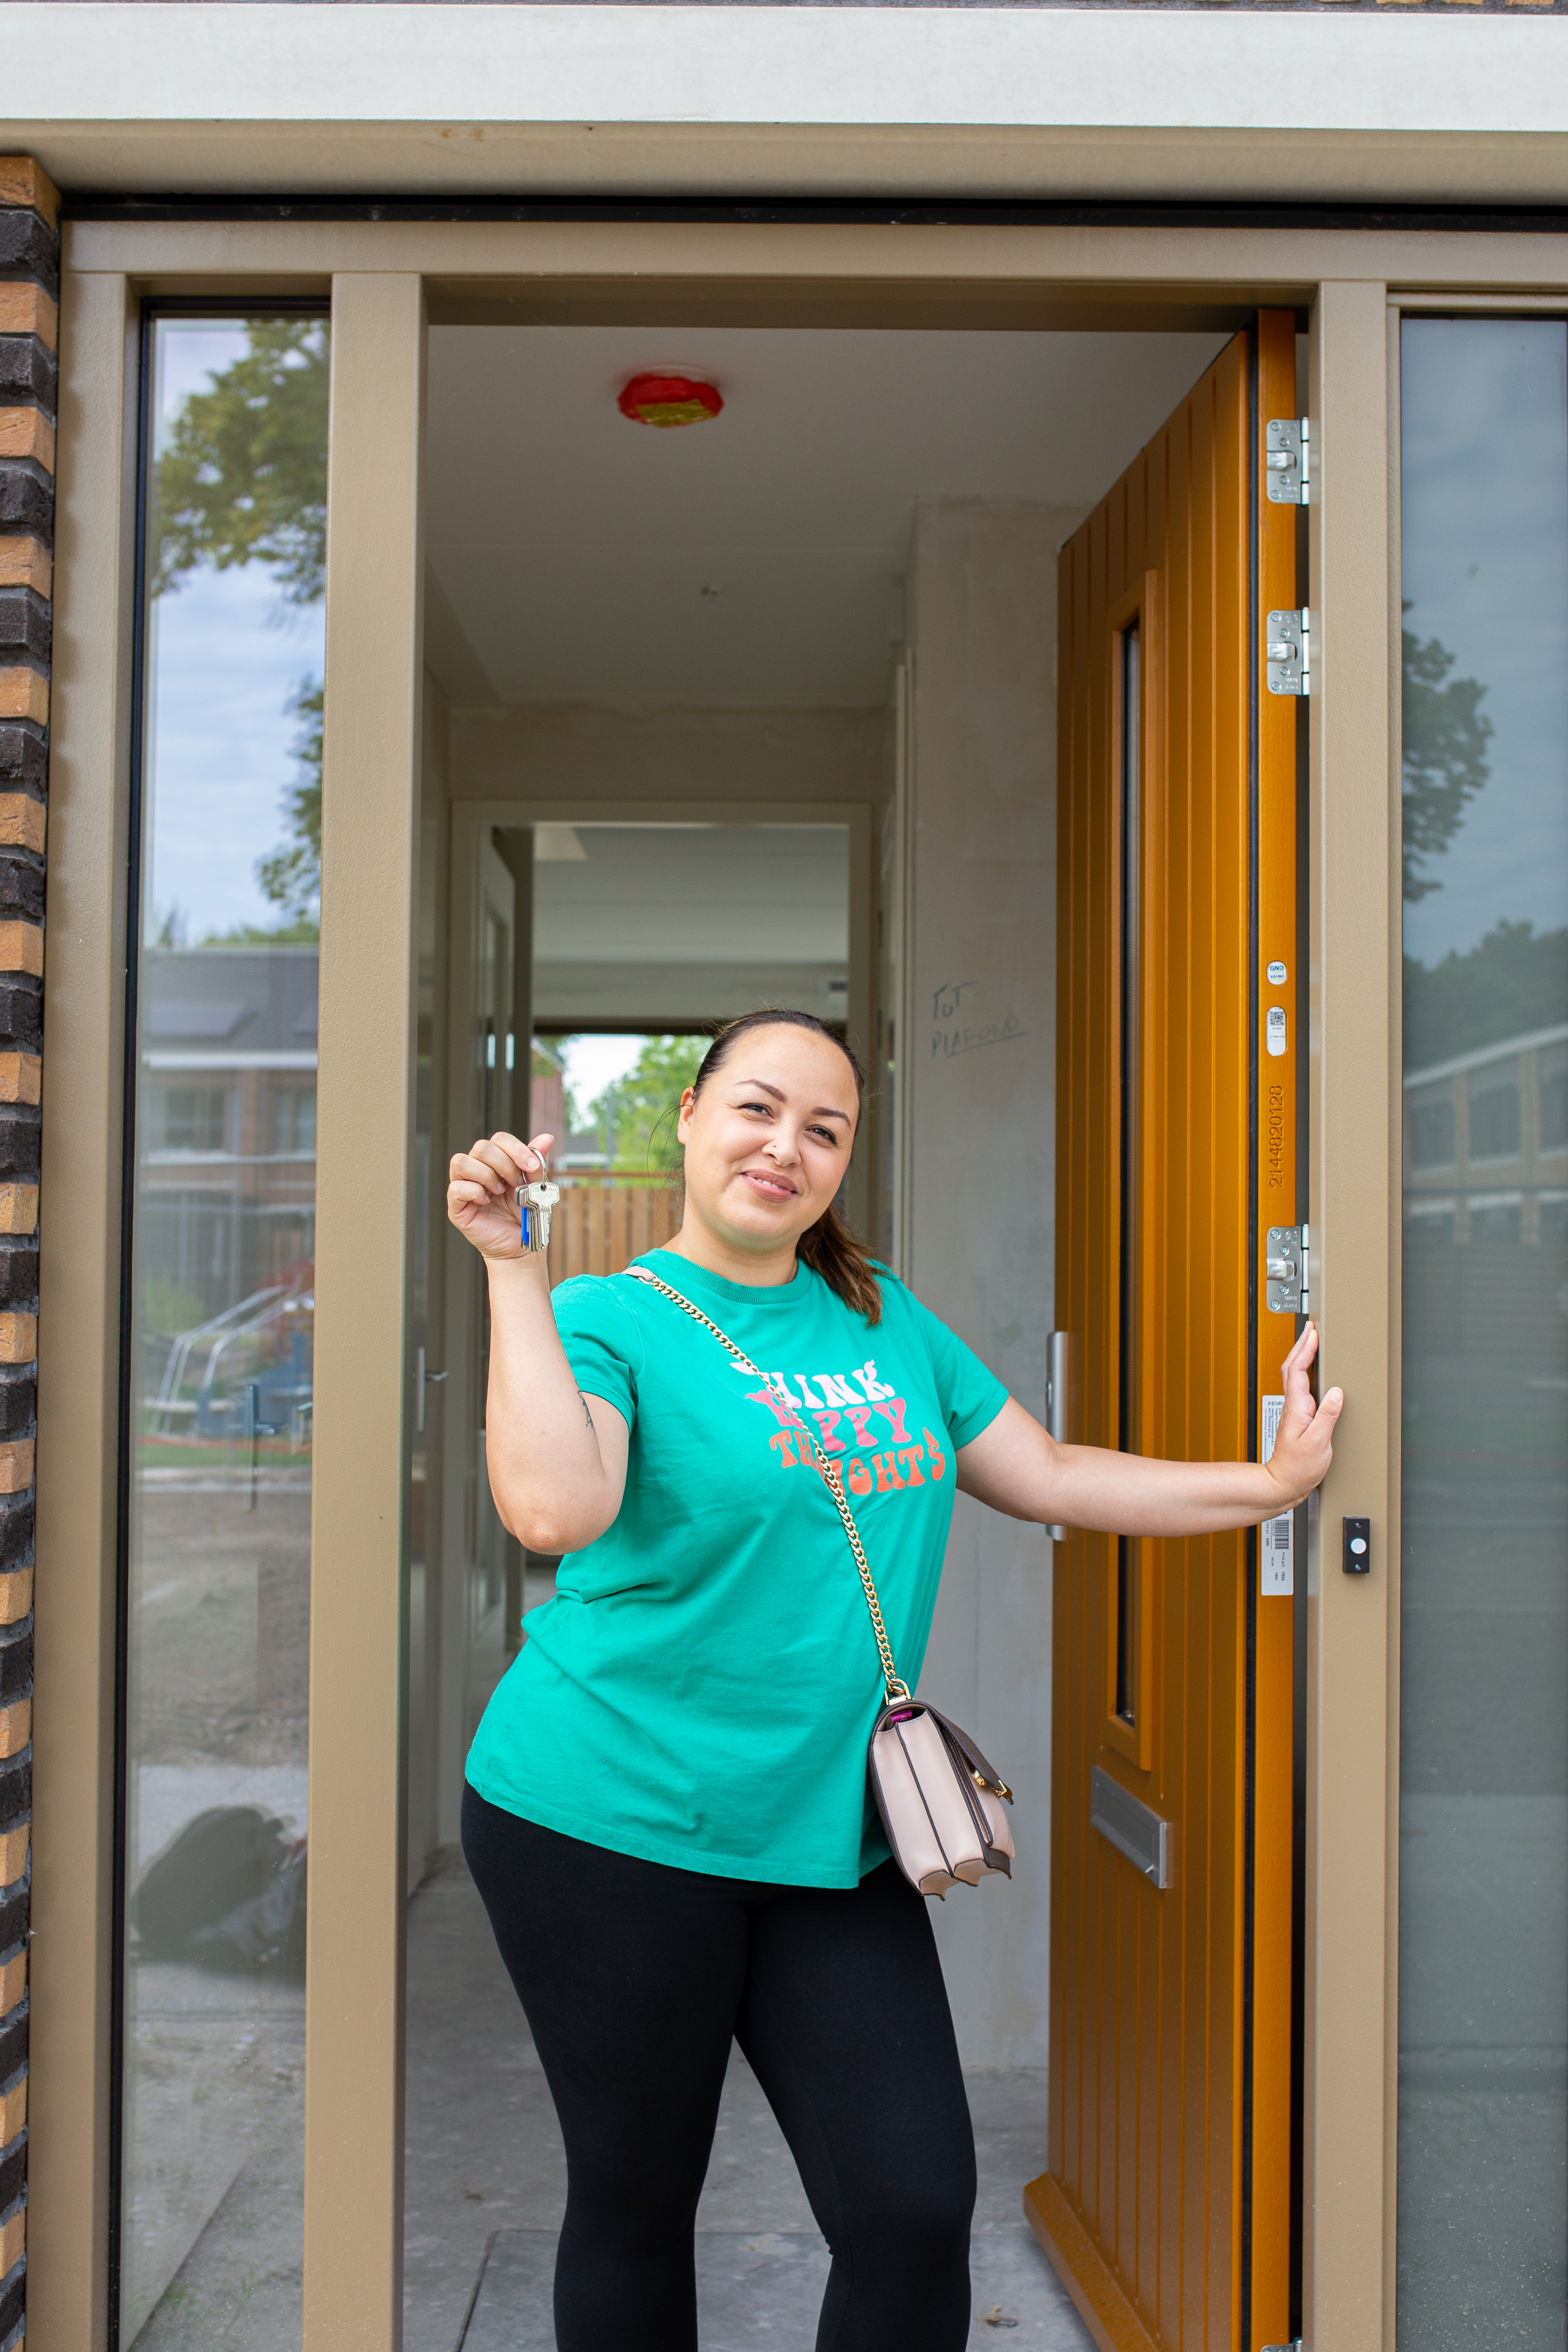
[1401,317,1568,969]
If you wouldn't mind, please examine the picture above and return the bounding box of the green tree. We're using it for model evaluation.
[1402,617,1493,904]
[153,320,329,604]
[586,1036,708,1172]
[154,320,329,931]
[254,680,323,921]
[1404,920,1568,1068]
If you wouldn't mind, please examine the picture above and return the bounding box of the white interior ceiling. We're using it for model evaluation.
[529,822,850,1029]
[425,324,1229,710]
[534,824,848,966]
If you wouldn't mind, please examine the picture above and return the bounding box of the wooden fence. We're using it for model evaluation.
[546,1176,682,1281]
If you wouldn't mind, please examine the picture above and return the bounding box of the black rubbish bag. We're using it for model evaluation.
[131,1804,307,1979]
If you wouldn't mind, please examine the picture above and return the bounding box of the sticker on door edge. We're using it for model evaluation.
[1259,1394,1294,1596]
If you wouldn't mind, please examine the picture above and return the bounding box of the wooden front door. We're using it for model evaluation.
[1025,314,1301,2352]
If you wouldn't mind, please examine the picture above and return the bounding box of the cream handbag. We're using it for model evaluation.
[626,1266,1017,1900]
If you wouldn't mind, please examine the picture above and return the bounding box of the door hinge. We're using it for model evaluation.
[1261,2340,1305,2351]
[1265,416,1310,504]
[1264,1223,1309,1317]
[1266,608,1311,697]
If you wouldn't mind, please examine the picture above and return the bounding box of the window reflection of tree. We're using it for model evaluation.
[1401,612,1492,909]
[123,320,329,2347]
[153,319,328,935]
[1407,920,1568,1072]
[1402,619,1568,1271]
[1402,612,1568,1125]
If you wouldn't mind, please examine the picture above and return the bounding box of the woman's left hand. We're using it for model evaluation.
[1260,1323,1343,1509]
[958,1323,1343,1537]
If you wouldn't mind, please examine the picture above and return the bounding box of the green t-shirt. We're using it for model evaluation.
[465,1248,1009,1888]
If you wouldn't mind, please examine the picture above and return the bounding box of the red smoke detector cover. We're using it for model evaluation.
[618,373,724,429]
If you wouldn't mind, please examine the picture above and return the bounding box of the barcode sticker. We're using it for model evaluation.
[1259,1394,1293,1596]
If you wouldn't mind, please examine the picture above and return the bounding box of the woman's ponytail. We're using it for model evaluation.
[797,1199,884,1326]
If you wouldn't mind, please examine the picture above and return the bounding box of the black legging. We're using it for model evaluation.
[461,1785,976,2351]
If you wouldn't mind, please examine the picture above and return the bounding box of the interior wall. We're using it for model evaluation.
[904,500,1075,2070]
[452,702,888,813]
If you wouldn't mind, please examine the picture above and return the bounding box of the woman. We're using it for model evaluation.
[449,1008,1341,2352]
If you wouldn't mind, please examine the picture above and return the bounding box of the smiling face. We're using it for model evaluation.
[675,1023,860,1262]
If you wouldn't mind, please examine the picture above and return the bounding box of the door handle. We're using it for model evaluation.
[415,1346,449,1434]
[1045,1330,1072,1542]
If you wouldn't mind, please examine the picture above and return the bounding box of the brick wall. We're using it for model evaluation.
[0,153,56,2352]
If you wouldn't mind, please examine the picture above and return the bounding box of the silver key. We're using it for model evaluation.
[516,1179,560,1254]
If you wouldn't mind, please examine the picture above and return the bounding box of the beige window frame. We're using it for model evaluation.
[33,208,1568,2352]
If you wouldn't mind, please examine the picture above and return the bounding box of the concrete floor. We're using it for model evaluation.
[404,1852,1094,2351]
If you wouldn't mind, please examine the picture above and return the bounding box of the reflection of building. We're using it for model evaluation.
[1404,1022,1568,1247]
[139,945,319,1324]
[1404,1022,1568,1355]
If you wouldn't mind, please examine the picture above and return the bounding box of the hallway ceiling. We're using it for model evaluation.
[534,823,848,968]
[528,821,850,1029]
[424,324,1228,711]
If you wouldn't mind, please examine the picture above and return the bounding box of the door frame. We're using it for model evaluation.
[434,820,519,1857]
[430,795,875,1863]
[37,207,1555,2351]
[446,794,876,1206]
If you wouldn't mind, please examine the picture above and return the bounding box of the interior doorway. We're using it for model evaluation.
[424,806,860,1852]
[396,315,1239,2347]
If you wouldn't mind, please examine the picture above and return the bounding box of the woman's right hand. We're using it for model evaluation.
[450,1129,628,1550]
[447,1131,556,1263]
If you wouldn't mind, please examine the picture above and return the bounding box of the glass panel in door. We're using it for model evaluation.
[1398,316,1568,2347]
[120,312,328,2348]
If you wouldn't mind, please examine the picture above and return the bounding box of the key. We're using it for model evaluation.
[515,1179,561,1252]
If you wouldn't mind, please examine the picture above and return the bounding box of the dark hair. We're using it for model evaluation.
[690,1009,883,1326]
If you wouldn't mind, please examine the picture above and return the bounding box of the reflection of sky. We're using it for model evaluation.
[152,322,250,462]
[145,321,323,943]
[1401,320,1568,968]
[145,570,321,940]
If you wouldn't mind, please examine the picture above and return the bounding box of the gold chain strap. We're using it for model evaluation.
[626,1266,912,1706]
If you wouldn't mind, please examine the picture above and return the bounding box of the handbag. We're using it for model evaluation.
[625,1264,1017,1900]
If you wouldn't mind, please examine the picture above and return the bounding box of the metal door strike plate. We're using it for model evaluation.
[1266,609,1311,697]
[1264,1224,1308,1317]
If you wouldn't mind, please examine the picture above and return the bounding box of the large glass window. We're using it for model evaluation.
[1399,317,1568,2347]
[120,312,328,2347]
